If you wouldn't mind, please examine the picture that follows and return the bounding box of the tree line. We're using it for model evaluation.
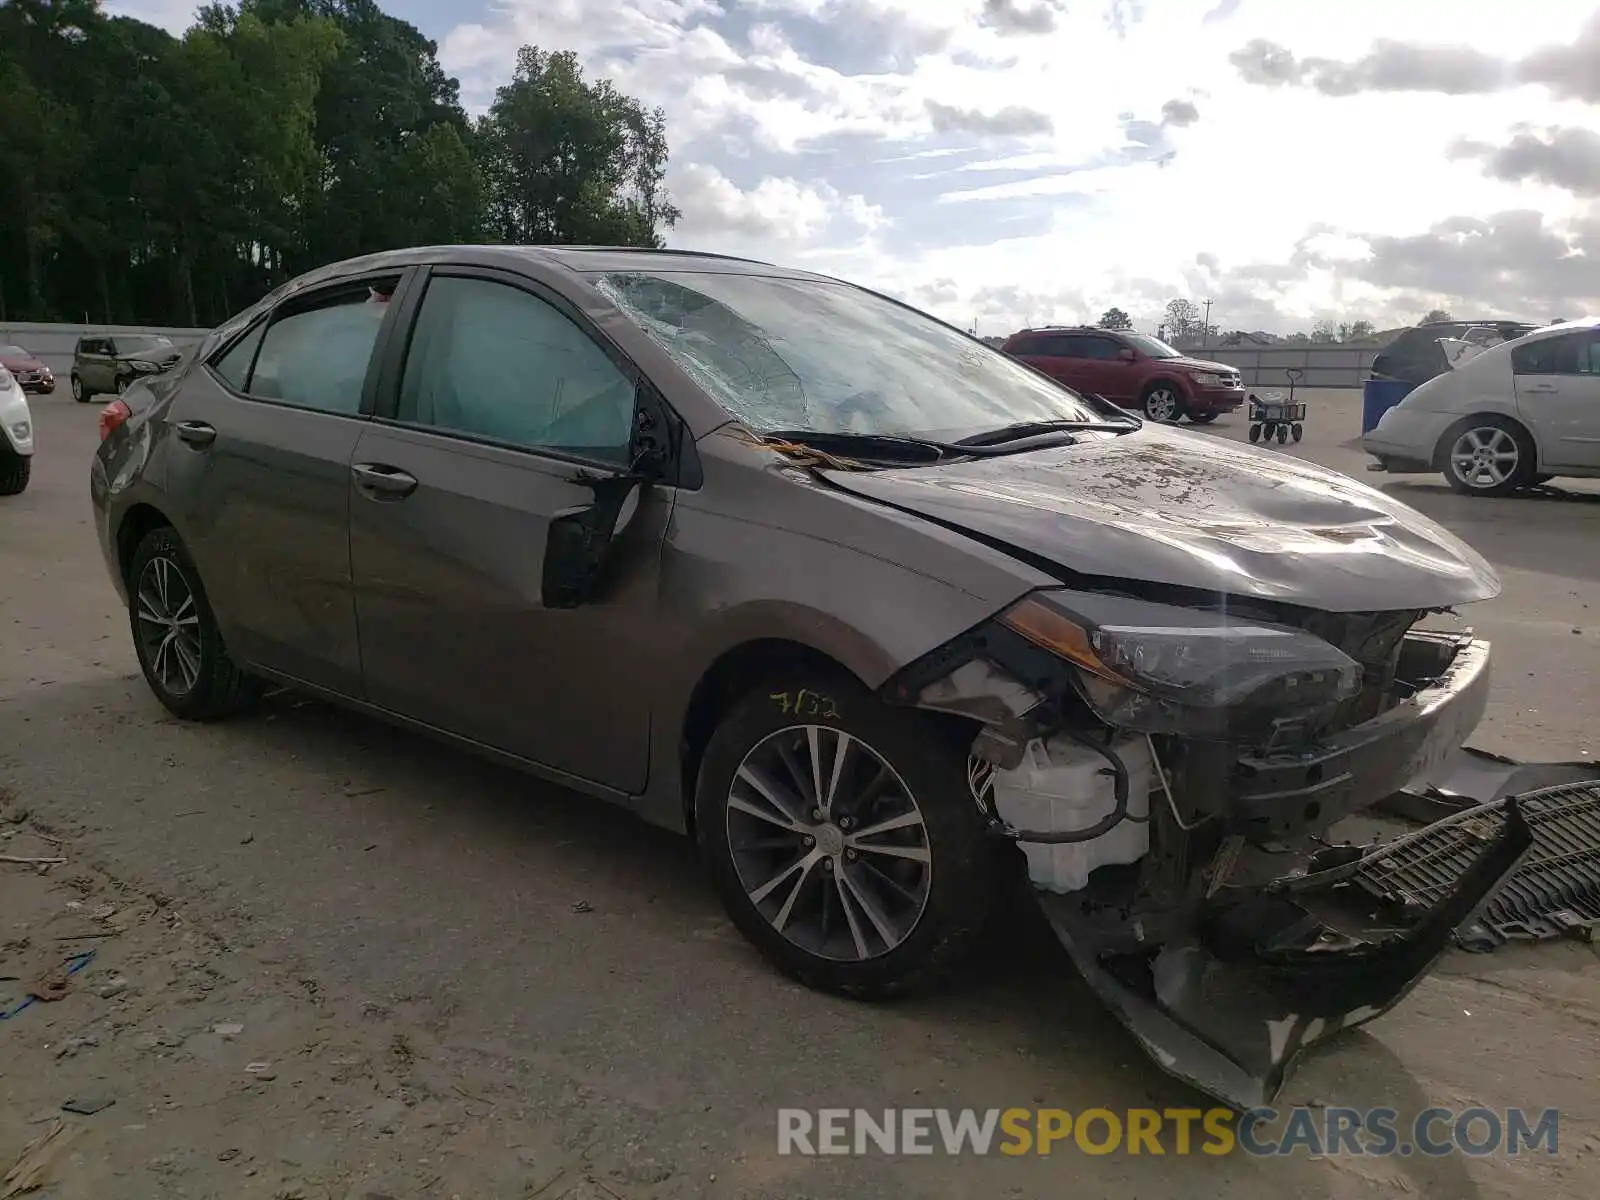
[1093,302,1456,347]
[0,0,679,328]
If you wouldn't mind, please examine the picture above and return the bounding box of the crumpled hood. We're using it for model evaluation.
[820,425,1500,612]
[118,347,182,367]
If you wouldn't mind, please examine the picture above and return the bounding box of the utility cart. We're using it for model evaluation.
[1247,366,1306,444]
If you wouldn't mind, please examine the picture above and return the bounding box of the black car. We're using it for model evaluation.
[1370,319,1539,387]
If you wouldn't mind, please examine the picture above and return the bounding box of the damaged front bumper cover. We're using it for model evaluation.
[1038,795,1533,1112]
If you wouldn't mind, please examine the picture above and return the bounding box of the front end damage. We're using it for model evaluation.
[882,588,1535,1111]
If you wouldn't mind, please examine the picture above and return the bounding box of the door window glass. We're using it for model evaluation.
[1078,336,1123,360]
[247,278,398,414]
[397,276,635,463]
[1512,334,1594,376]
[211,322,266,391]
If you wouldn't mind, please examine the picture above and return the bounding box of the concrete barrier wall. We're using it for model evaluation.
[1170,343,1381,389]
[0,322,211,377]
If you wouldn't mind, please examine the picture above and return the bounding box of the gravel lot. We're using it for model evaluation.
[2,388,1598,1199]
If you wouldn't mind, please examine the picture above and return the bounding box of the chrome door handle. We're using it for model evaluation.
[1522,384,1558,394]
[351,462,418,498]
[174,420,217,447]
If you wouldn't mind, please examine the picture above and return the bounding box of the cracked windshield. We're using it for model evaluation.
[594,271,1106,439]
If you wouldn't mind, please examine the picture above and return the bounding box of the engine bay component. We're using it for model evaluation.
[987,733,1154,892]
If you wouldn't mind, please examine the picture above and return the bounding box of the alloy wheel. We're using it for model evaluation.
[1144,388,1179,422]
[71,375,83,401]
[135,556,203,696]
[725,725,932,962]
[1449,426,1519,489]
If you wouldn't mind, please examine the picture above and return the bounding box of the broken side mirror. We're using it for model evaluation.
[540,399,673,610]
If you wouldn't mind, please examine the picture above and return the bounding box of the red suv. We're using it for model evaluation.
[1000,326,1245,423]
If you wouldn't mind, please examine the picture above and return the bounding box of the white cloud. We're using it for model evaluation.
[109,0,1600,334]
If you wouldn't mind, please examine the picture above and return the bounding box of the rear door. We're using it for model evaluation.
[160,269,413,695]
[1074,333,1131,400]
[348,267,672,792]
[82,338,114,391]
[1513,330,1600,468]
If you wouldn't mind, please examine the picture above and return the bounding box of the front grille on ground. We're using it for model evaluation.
[1354,782,1600,950]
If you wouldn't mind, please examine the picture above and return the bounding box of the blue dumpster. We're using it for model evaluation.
[1362,378,1414,434]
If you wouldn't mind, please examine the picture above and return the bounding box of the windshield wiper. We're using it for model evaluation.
[955,415,1141,447]
[759,429,950,464]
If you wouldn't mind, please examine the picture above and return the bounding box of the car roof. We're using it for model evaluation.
[286,245,845,292]
[1512,316,1600,341]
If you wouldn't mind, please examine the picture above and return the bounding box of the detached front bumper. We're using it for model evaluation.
[1039,793,1533,1111]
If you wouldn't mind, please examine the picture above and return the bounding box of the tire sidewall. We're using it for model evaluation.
[128,527,233,718]
[694,670,993,997]
[71,374,86,402]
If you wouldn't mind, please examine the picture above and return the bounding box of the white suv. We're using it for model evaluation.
[0,363,34,495]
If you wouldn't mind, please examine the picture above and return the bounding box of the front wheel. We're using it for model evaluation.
[695,671,996,1000]
[128,526,260,720]
[1141,385,1185,423]
[1440,416,1535,497]
[71,373,89,403]
[0,444,29,495]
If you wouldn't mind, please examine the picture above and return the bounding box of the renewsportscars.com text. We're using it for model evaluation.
[776,1106,1561,1157]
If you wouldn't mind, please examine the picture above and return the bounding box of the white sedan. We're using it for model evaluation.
[1363,316,1600,496]
[0,362,34,495]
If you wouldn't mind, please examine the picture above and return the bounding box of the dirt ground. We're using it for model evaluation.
[2,389,1599,1199]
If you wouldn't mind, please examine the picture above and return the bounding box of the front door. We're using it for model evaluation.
[1513,329,1600,469]
[349,269,670,793]
[160,271,408,695]
[83,338,115,391]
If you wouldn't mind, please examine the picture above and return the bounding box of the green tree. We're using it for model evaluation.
[1096,307,1133,330]
[1162,298,1199,342]
[477,46,679,246]
[1422,307,1453,324]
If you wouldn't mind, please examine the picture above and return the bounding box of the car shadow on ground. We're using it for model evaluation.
[2,674,1509,1195]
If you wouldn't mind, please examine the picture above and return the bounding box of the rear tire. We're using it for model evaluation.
[0,444,29,495]
[1439,415,1535,497]
[128,525,260,720]
[694,669,996,1001]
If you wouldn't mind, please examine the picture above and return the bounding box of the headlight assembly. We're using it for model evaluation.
[129,359,158,372]
[999,590,1362,736]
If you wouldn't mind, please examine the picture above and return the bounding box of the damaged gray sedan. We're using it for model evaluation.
[89,246,1531,1110]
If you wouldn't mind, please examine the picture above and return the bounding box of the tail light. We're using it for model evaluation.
[99,398,132,441]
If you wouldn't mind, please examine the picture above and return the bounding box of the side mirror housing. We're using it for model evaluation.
[1117,347,1137,362]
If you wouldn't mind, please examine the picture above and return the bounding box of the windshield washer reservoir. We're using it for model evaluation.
[991,735,1154,893]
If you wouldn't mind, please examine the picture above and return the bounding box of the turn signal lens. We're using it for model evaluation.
[99,399,132,441]
[999,596,1131,684]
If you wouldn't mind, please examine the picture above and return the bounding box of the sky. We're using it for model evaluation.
[110,0,1600,336]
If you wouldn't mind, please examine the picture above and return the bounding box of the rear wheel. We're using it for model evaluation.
[0,443,29,495]
[695,669,996,1000]
[1439,415,1535,497]
[128,526,259,720]
[1141,384,1185,423]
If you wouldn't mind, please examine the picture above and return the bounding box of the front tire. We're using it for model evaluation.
[71,373,90,403]
[0,444,29,495]
[128,526,259,720]
[1439,415,1535,497]
[1141,384,1185,423]
[695,670,995,1000]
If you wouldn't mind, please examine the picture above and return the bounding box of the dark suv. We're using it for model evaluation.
[1001,326,1245,423]
[70,333,184,402]
[1369,319,1539,387]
